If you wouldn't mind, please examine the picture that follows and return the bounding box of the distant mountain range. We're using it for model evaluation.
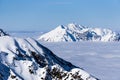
[38,23,120,42]
[0,29,98,80]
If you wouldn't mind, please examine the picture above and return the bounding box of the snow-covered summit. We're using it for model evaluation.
[38,23,120,42]
[0,35,98,80]
[67,23,85,31]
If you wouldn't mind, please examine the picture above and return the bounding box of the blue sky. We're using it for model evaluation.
[0,0,120,31]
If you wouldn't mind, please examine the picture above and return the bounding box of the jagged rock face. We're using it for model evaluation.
[0,29,9,36]
[38,23,120,42]
[0,36,98,80]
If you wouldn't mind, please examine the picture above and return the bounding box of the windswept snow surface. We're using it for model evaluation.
[0,36,97,80]
[39,23,120,42]
[41,42,120,80]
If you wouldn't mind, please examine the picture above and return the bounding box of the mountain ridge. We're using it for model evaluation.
[0,29,98,80]
[39,23,120,42]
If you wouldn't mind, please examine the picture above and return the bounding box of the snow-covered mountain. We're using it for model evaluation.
[0,30,98,80]
[38,23,120,42]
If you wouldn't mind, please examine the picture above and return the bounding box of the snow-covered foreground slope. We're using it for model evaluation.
[0,36,98,80]
[38,23,120,42]
[41,42,120,80]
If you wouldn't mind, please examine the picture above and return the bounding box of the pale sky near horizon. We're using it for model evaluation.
[0,0,120,31]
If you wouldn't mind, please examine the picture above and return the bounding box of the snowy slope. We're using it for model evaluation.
[38,23,120,42]
[0,36,98,79]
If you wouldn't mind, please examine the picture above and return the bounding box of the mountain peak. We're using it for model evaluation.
[56,25,66,30]
[0,29,9,36]
[67,23,85,31]
[60,25,66,29]
[39,23,120,42]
